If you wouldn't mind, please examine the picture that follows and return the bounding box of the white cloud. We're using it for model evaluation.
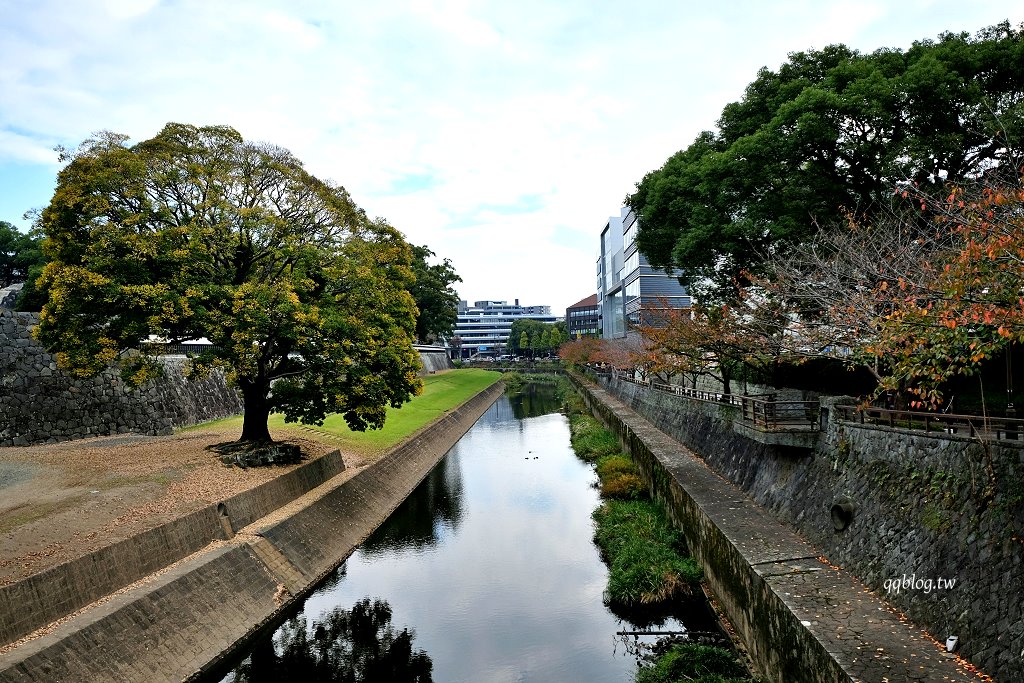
[1,0,1023,309]
[101,0,161,20]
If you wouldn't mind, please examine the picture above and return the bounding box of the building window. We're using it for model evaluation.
[624,251,639,276]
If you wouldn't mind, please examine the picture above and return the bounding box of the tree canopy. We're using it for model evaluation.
[35,123,423,443]
[627,22,1024,303]
[509,318,567,357]
[0,221,43,290]
[408,245,461,344]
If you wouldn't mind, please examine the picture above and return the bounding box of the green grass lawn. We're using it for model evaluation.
[183,369,502,456]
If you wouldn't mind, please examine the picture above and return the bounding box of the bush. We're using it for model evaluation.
[601,472,647,500]
[636,643,748,683]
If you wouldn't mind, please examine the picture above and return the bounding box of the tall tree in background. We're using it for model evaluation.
[0,221,43,289]
[35,123,422,444]
[627,22,1024,303]
[408,245,461,344]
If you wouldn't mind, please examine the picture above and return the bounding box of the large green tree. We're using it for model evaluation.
[628,22,1024,303]
[408,244,461,344]
[35,123,423,443]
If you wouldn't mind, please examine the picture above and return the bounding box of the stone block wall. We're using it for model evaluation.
[0,309,244,446]
[416,347,452,375]
[598,374,1024,681]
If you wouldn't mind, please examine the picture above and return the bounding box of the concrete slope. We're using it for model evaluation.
[0,383,502,683]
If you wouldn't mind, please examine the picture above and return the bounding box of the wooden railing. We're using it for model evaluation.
[591,367,1024,442]
[834,404,1024,442]
[597,370,819,432]
[740,396,820,431]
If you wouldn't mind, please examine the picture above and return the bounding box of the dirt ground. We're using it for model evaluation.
[0,424,344,586]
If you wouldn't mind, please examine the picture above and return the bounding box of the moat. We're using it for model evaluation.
[216,386,720,682]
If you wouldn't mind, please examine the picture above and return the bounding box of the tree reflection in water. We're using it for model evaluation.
[510,383,561,420]
[231,598,432,683]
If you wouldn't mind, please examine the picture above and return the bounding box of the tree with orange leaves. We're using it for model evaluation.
[870,178,1024,407]
[637,301,773,395]
[558,337,603,368]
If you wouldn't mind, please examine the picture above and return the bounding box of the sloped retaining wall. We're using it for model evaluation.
[588,373,1024,681]
[0,450,345,648]
[0,382,502,683]
[416,346,452,375]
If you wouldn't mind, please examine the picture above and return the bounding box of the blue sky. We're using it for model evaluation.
[2,0,1022,313]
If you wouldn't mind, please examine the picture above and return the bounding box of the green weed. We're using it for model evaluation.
[593,499,702,604]
[636,643,749,683]
[569,415,620,461]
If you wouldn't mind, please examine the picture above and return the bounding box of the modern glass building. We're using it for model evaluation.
[597,207,690,338]
[450,299,557,358]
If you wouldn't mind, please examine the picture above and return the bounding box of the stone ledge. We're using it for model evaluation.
[0,448,344,648]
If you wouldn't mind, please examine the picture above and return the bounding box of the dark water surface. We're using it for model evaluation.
[220,386,715,682]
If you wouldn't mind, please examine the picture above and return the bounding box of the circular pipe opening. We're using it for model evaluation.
[831,498,856,531]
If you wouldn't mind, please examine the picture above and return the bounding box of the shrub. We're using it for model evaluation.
[601,472,647,500]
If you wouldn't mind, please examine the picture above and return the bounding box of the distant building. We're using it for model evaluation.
[566,294,600,339]
[450,299,557,358]
[597,207,690,338]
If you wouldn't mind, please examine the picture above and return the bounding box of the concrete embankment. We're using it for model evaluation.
[0,382,503,683]
[568,373,977,683]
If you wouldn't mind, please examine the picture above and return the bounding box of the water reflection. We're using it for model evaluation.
[230,598,432,683]
[361,454,464,555]
[509,382,562,420]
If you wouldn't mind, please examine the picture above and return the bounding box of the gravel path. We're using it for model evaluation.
[0,423,337,585]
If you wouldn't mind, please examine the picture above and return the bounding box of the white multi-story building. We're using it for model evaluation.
[597,207,691,338]
[450,299,557,358]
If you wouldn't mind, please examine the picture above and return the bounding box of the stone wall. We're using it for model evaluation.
[0,312,456,447]
[0,310,243,446]
[597,374,1024,681]
[416,347,452,375]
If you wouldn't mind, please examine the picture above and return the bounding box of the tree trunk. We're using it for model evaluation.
[239,382,273,443]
